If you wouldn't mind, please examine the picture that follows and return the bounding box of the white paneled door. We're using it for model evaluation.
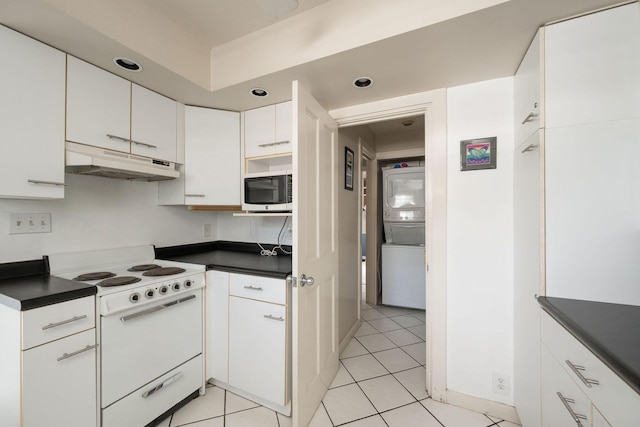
[292,81,340,427]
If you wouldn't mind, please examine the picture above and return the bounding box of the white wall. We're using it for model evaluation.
[446,77,514,404]
[216,212,292,246]
[0,173,219,263]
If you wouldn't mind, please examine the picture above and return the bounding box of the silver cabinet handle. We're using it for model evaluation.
[142,372,183,398]
[258,140,290,148]
[557,392,587,426]
[185,194,206,197]
[106,134,131,143]
[57,343,98,362]
[244,286,264,291]
[131,139,158,149]
[264,314,284,321]
[42,314,88,330]
[566,360,600,388]
[28,179,67,187]
[520,144,539,153]
[299,274,315,287]
[521,112,538,125]
[120,294,196,323]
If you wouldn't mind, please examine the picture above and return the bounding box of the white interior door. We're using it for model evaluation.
[292,81,340,427]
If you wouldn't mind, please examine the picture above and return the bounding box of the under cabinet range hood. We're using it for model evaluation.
[65,141,179,181]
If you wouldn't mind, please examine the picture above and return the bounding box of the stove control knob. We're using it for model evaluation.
[159,285,169,295]
[184,279,193,288]
[172,282,181,291]
[129,292,140,303]
[145,289,155,299]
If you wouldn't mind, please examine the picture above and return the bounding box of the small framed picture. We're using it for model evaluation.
[345,147,354,191]
[460,137,497,171]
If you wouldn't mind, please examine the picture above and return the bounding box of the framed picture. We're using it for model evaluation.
[344,146,354,191]
[460,137,497,171]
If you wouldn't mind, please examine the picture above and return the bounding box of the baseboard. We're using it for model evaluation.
[446,390,522,425]
[339,319,362,355]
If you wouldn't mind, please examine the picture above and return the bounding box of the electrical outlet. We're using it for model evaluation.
[203,224,211,238]
[10,213,52,234]
[492,373,510,396]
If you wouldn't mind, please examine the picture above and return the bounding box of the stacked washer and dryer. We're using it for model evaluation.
[381,166,426,310]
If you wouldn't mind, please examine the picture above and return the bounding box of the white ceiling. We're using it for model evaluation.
[0,0,626,113]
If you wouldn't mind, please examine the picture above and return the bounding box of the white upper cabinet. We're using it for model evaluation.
[0,25,66,199]
[67,56,178,162]
[66,56,131,152]
[244,101,292,159]
[545,3,640,128]
[131,84,178,161]
[159,106,240,206]
[514,30,543,145]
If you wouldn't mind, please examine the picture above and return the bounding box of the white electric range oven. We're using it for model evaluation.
[48,245,206,427]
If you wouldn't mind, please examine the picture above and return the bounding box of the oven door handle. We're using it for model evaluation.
[141,372,183,398]
[120,294,196,323]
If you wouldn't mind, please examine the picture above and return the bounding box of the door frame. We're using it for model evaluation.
[329,88,448,401]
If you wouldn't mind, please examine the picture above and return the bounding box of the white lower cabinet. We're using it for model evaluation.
[541,311,640,426]
[229,296,286,405]
[206,271,290,414]
[0,296,97,427]
[22,329,97,427]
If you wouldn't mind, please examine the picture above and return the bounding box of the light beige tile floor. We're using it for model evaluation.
[156,295,518,427]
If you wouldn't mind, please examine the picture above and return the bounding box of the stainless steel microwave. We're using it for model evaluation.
[242,171,293,212]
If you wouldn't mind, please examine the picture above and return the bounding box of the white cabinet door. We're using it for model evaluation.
[66,56,131,152]
[131,84,177,162]
[514,31,542,145]
[545,3,640,129]
[228,296,286,406]
[0,25,66,199]
[513,131,543,427]
[22,329,97,427]
[244,104,277,158]
[541,345,591,427]
[274,101,293,154]
[183,106,241,205]
[206,270,229,383]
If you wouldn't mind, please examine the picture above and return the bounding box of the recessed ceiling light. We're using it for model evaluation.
[113,57,142,72]
[402,119,415,127]
[250,87,270,97]
[353,77,373,88]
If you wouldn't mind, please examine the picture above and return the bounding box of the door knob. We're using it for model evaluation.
[300,274,315,287]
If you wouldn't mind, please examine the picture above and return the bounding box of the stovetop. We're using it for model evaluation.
[47,245,205,315]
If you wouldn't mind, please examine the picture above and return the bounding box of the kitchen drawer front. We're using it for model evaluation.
[541,311,640,426]
[229,273,285,305]
[102,354,203,427]
[541,345,592,427]
[22,296,95,350]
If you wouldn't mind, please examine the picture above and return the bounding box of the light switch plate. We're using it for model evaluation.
[10,213,52,234]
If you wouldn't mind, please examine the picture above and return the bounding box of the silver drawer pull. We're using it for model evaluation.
[57,343,98,362]
[520,144,539,153]
[244,286,264,291]
[258,140,290,148]
[185,194,206,197]
[42,314,88,330]
[521,112,538,125]
[264,314,284,322]
[566,360,600,388]
[557,392,587,426]
[106,134,131,143]
[142,372,183,398]
[120,294,196,323]
[28,179,67,187]
[131,139,158,149]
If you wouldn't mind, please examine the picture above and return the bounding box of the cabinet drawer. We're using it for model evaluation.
[229,274,286,305]
[541,312,640,426]
[22,296,95,349]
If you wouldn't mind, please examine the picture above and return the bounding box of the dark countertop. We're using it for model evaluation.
[539,296,640,395]
[0,259,96,311]
[155,241,292,280]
